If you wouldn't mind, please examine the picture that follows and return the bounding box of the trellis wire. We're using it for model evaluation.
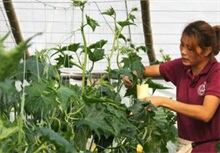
[0,0,219,68]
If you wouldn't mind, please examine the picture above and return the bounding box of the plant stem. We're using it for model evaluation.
[87,62,95,85]
[142,127,148,140]
[108,29,122,73]
[18,92,25,152]
[81,7,88,93]
[18,55,27,152]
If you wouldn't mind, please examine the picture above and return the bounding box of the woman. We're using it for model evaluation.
[123,20,220,153]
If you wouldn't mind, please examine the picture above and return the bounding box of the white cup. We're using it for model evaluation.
[137,83,149,99]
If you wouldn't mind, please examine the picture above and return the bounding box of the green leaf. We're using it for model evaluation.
[121,53,145,81]
[57,85,74,108]
[131,7,138,11]
[89,40,107,49]
[77,102,135,138]
[0,79,20,117]
[0,32,9,50]
[128,14,136,22]
[82,94,116,105]
[72,0,87,7]
[0,120,19,141]
[109,68,133,79]
[216,141,220,151]
[98,85,117,101]
[18,55,59,81]
[119,46,135,55]
[87,40,107,62]
[76,104,114,137]
[145,79,172,94]
[124,86,136,97]
[86,15,99,31]
[60,43,81,52]
[35,127,76,152]
[136,45,148,53]
[118,34,127,42]
[0,33,41,81]
[105,105,136,137]
[101,7,115,17]
[117,20,136,27]
[128,99,155,124]
[55,54,75,68]
[88,48,104,62]
[0,79,15,93]
[24,81,58,119]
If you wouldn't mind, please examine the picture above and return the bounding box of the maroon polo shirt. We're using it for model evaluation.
[159,58,220,152]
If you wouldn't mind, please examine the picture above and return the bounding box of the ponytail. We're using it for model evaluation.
[213,25,220,56]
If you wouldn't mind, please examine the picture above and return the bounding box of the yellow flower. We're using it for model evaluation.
[91,143,97,152]
[136,144,143,153]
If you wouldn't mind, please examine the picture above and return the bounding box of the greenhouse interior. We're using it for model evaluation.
[0,0,220,152]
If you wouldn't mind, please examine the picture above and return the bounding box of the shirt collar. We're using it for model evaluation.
[198,57,217,75]
[185,58,218,80]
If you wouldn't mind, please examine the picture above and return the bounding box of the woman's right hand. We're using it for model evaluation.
[122,76,134,88]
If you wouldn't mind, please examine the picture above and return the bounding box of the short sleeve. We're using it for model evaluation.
[159,58,184,86]
[205,62,220,98]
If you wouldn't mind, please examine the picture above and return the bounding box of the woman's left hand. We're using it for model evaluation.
[140,96,166,108]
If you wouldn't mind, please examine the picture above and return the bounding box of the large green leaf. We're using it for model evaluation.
[121,53,145,82]
[17,55,59,82]
[0,33,40,81]
[76,104,114,137]
[0,79,16,94]
[0,79,20,117]
[34,127,76,152]
[105,104,136,137]
[77,89,136,139]
[56,84,83,116]
[57,85,75,108]
[128,99,155,125]
[24,81,58,119]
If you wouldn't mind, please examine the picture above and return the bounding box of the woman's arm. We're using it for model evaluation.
[143,65,161,77]
[145,95,220,122]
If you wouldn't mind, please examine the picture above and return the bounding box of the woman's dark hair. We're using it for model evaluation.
[182,20,220,56]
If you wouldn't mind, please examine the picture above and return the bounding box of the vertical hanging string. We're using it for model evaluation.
[18,46,27,150]
[124,0,132,45]
[31,2,36,55]
[50,6,55,49]
[44,2,47,50]
[47,4,56,80]
[65,5,75,83]
[31,2,40,82]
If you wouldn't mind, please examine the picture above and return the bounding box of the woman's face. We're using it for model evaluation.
[179,35,205,67]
